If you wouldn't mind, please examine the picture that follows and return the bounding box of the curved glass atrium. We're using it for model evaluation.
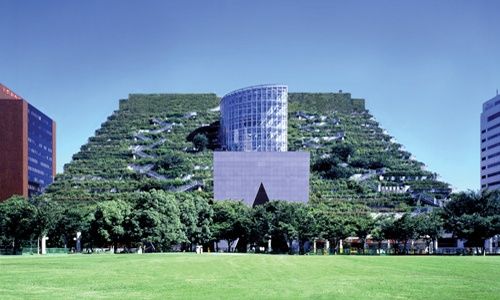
[220,84,288,152]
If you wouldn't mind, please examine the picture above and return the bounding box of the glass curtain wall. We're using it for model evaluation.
[27,104,54,197]
[220,84,288,152]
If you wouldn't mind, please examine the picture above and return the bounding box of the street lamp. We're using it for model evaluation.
[422,235,431,254]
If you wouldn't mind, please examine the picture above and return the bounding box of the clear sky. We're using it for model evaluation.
[1,0,499,191]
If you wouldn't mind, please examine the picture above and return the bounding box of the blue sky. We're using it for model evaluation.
[1,0,499,191]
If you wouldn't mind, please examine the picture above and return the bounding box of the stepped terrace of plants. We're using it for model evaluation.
[45,92,450,212]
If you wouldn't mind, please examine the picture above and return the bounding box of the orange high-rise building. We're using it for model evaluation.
[0,83,56,201]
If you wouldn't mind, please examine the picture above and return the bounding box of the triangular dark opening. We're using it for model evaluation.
[252,182,270,208]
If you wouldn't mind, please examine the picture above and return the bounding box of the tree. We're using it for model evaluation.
[295,205,316,254]
[350,153,389,169]
[311,204,342,253]
[89,200,132,252]
[392,214,418,254]
[442,190,500,254]
[248,204,273,251]
[331,143,354,162]
[310,203,358,254]
[312,156,353,180]
[49,204,92,250]
[211,200,251,252]
[325,166,354,180]
[156,152,187,178]
[414,211,443,254]
[378,214,419,254]
[176,193,213,251]
[192,134,209,151]
[379,217,398,253]
[130,190,185,252]
[352,213,375,254]
[312,156,340,173]
[265,201,306,254]
[370,217,392,253]
[0,196,37,254]
[31,195,62,253]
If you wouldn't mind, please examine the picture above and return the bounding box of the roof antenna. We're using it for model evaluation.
[497,89,499,96]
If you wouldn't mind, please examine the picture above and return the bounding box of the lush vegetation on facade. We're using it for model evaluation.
[45,92,450,210]
[4,91,491,254]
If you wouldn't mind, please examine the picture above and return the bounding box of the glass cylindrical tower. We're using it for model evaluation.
[220,84,288,152]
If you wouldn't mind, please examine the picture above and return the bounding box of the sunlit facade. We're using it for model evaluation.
[481,94,500,190]
[0,83,56,201]
[220,84,288,152]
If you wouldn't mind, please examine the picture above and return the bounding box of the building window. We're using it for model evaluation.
[487,111,500,122]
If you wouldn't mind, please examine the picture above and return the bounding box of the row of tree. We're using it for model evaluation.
[1,190,499,254]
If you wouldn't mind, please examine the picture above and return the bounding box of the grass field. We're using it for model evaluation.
[1,254,499,299]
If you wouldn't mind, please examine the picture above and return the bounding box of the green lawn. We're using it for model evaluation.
[0,254,499,299]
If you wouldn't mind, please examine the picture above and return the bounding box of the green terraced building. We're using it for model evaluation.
[45,90,450,212]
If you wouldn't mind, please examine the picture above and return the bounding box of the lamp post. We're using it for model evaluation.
[423,235,431,254]
[73,232,82,253]
[41,236,49,255]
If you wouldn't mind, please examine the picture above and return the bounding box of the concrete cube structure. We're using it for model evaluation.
[214,152,310,206]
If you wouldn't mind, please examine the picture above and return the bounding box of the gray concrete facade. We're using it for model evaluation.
[213,151,310,205]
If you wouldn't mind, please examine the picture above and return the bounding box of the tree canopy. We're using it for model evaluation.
[442,190,500,252]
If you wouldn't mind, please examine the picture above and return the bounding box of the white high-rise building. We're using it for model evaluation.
[480,93,500,190]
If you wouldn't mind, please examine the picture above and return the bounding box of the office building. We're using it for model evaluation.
[481,93,500,190]
[0,83,56,201]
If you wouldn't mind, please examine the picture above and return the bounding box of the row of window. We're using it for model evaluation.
[481,122,500,135]
[28,165,47,176]
[231,130,287,141]
[222,105,286,116]
[484,180,500,188]
[489,152,500,159]
[226,115,287,125]
[223,97,284,106]
[482,170,500,180]
[488,132,500,141]
[487,161,500,169]
[488,122,500,132]
[486,141,500,152]
[481,150,500,161]
[486,98,500,111]
[487,111,500,122]
[227,119,286,129]
[29,148,53,161]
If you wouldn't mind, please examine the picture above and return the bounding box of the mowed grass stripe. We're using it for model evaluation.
[0,254,499,299]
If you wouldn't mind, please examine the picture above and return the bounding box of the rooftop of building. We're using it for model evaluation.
[221,84,288,102]
[0,83,56,122]
[0,83,23,100]
[482,91,500,112]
